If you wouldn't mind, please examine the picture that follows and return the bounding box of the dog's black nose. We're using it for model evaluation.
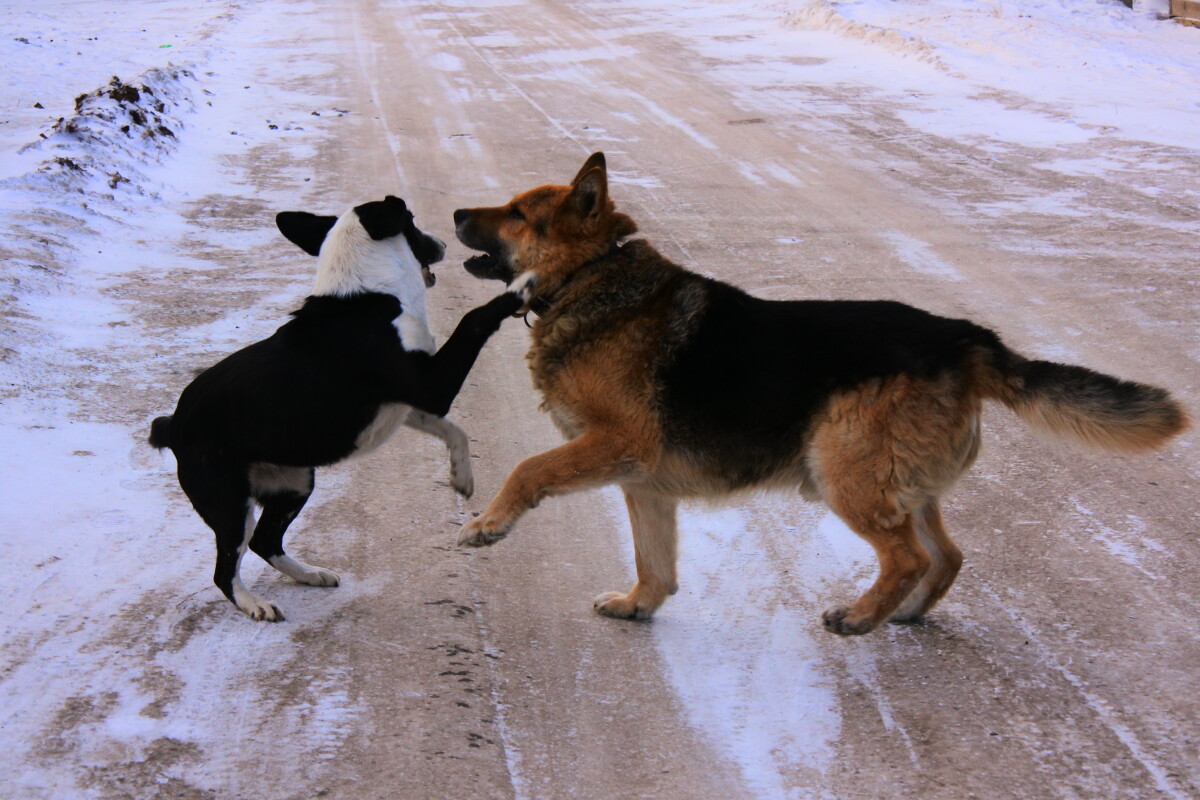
[453,209,469,227]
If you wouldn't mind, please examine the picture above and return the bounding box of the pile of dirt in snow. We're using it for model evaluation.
[0,66,197,357]
[8,66,196,199]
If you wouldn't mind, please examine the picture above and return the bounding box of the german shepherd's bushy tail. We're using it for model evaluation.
[979,350,1189,452]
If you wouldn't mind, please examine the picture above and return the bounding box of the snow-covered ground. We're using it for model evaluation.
[594,1,1199,794]
[1,1,370,796]
[1,0,1197,797]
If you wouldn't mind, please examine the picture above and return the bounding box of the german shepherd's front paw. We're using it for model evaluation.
[592,591,654,621]
[821,605,878,636]
[457,516,510,547]
[506,272,538,309]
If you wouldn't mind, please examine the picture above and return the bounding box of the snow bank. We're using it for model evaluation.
[0,0,370,795]
[782,1,944,67]
[805,0,1200,150]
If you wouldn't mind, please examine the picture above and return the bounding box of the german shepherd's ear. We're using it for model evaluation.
[276,211,338,257]
[568,154,608,220]
[571,152,606,186]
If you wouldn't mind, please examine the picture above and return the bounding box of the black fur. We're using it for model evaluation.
[275,211,337,257]
[153,291,520,460]
[659,279,1002,487]
[355,196,445,267]
[531,239,1007,490]
[151,200,524,620]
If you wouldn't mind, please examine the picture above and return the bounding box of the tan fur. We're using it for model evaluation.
[455,152,1189,636]
[804,375,981,631]
[970,348,1190,452]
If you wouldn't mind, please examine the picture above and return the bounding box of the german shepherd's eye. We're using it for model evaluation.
[508,206,525,222]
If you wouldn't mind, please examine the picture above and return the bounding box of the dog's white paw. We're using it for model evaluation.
[238,594,285,622]
[449,441,474,497]
[451,464,475,498]
[296,566,340,587]
[269,554,339,587]
[507,272,538,305]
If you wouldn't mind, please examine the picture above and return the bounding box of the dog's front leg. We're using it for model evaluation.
[405,409,474,497]
[593,489,679,621]
[403,274,536,417]
[458,430,635,547]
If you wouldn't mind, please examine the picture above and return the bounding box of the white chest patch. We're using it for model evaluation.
[397,312,436,354]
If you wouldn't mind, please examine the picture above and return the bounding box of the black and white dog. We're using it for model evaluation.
[150,196,535,621]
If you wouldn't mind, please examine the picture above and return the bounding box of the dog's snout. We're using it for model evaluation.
[453,209,469,227]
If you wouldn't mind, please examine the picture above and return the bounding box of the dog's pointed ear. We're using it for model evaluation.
[276,211,337,256]
[571,152,606,186]
[569,164,608,220]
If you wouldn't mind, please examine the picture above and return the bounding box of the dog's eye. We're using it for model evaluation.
[508,207,525,222]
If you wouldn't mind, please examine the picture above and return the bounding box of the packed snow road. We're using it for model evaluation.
[1,1,1197,799]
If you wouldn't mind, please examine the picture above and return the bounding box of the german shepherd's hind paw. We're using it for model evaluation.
[821,605,878,636]
[507,272,538,307]
[457,517,510,547]
[593,591,654,621]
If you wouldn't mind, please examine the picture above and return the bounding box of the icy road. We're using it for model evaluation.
[1,1,1198,798]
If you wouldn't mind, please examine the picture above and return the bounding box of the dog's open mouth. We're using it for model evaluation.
[463,252,515,283]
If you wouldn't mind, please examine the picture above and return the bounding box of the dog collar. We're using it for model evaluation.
[520,242,623,327]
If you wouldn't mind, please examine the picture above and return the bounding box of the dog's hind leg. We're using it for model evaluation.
[177,453,284,621]
[889,500,963,623]
[458,430,636,547]
[820,503,930,636]
[810,394,931,635]
[249,466,338,588]
[813,375,980,634]
[405,409,474,497]
[593,489,678,621]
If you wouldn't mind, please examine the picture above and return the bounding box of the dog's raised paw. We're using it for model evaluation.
[507,272,538,304]
[457,518,509,547]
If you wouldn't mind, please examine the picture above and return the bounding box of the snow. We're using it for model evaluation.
[584,0,1200,794]
[788,0,1200,150]
[880,231,965,281]
[2,0,1198,796]
[1,1,364,796]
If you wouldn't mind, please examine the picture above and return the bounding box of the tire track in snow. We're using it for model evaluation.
[601,489,878,799]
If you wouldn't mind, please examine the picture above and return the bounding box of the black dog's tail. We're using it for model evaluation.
[149,416,174,450]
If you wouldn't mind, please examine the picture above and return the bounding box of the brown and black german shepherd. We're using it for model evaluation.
[452,152,1189,636]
